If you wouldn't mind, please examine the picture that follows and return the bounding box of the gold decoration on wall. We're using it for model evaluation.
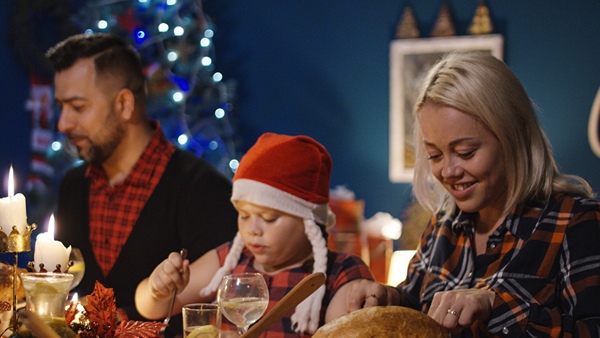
[468,0,494,34]
[396,5,420,39]
[430,1,456,37]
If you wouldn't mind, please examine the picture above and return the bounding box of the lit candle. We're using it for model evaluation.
[67,292,85,323]
[0,166,28,236]
[34,214,71,272]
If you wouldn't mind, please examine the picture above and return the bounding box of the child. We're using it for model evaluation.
[135,133,374,337]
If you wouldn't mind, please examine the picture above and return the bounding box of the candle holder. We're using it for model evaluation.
[16,273,77,337]
[27,260,73,274]
[0,223,37,333]
[0,224,36,253]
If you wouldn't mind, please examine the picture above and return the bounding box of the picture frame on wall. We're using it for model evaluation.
[389,34,504,183]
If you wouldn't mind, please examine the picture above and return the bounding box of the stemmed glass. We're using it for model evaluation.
[217,272,269,335]
[67,248,85,291]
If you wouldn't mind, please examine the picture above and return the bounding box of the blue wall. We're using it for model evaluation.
[201,0,600,219]
[2,1,600,227]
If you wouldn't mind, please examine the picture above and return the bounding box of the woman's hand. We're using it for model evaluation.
[148,251,190,300]
[345,279,401,313]
[427,288,495,334]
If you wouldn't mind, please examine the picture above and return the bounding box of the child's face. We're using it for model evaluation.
[235,200,313,273]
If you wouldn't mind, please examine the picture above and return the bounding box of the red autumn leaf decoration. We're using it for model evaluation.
[85,281,118,337]
[114,320,168,338]
[71,281,167,338]
[65,301,78,326]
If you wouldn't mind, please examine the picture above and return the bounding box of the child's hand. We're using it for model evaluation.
[149,251,190,300]
[345,279,401,312]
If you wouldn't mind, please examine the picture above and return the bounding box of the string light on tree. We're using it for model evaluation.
[63,0,240,177]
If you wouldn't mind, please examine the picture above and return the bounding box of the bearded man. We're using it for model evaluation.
[47,33,238,338]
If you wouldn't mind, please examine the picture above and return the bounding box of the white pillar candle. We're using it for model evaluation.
[34,214,71,272]
[0,166,28,236]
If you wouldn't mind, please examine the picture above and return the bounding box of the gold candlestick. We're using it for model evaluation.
[0,223,37,332]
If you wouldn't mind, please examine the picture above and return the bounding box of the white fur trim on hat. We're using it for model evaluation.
[232,179,335,228]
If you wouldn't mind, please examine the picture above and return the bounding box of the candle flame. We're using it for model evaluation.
[8,166,13,199]
[72,292,78,302]
[48,214,55,241]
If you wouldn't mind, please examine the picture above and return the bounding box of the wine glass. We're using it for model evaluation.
[67,248,85,291]
[217,272,269,335]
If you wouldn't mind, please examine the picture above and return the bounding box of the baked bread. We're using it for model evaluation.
[313,306,448,338]
[0,262,26,303]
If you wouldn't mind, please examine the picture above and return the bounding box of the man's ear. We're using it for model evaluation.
[115,88,135,121]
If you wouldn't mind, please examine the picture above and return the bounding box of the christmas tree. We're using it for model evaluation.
[71,0,239,177]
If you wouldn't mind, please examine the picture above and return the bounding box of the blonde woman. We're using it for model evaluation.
[346,51,600,337]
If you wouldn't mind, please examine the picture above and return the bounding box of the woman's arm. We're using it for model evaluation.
[488,205,600,337]
[343,217,436,314]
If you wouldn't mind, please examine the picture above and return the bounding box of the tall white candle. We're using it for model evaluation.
[0,166,27,236]
[34,214,71,272]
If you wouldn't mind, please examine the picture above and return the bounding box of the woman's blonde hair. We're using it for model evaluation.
[411,51,593,219]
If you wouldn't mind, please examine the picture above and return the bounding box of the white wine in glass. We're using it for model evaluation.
[217,272,269,335]
[67,248,85,291]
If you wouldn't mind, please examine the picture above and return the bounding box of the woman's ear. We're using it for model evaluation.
[115,88,136,121]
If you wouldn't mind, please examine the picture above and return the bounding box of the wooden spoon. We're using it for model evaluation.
[239,272,326,338]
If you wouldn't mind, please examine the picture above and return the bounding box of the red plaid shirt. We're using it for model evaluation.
[86,122,175,277]
[215,242,374,337]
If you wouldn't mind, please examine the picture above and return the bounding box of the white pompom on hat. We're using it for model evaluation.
[200,132,335,334]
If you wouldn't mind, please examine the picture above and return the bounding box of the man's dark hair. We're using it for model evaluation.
[46,33,146,106]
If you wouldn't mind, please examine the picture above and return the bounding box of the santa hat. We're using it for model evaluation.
[199,132,335,334]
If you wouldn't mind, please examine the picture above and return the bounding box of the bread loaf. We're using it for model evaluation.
[313,306,448,338]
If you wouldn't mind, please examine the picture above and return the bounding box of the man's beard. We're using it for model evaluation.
[80,111,125,165]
